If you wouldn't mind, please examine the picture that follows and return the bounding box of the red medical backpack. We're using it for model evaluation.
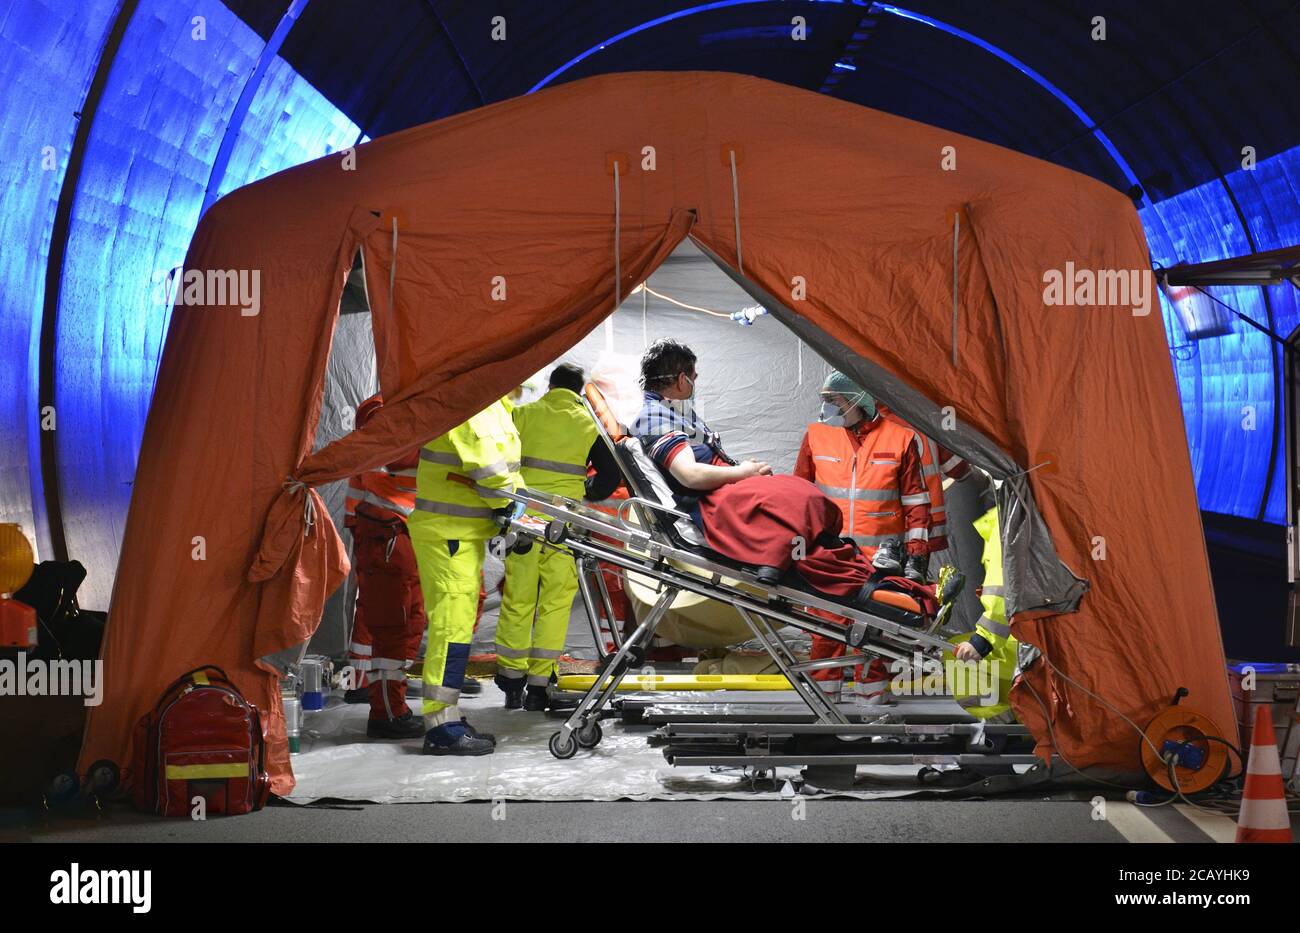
[132,665,271,817]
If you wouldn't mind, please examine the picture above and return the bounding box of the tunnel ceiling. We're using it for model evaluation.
[222,0,1300,204]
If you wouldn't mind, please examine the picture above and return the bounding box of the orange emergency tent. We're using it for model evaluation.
[81,71,1232,793]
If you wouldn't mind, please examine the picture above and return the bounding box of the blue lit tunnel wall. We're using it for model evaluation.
[1141,143,1300,525]
[1,0,359,608]
[0,0,118,581]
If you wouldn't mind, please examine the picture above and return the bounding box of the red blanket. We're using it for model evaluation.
[699,474,939,615]
[699,475,861,597]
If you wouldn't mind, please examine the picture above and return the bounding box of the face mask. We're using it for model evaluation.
[819,400,848,426]
[819,396,865,428]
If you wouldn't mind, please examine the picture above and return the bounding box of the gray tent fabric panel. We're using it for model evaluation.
[688,236,1087,622]
[998,475,1088,618]
[310,311,380,657]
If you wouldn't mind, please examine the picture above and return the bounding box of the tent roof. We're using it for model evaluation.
[81,70,1231,792]
[225,0,1300,203]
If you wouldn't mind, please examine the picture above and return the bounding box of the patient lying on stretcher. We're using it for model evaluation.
[627,340,958,621]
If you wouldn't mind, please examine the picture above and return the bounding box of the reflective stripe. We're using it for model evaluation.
[372,667,406,681]
[494,644,531,659]
[465,459,510,481]
[921,462,940,478]
[526,674,552,686]
[521,455,586,476]
[369,657,408,671]
[815,484,899,501]
[852,533,895,547]
[165,763,248,780]
[900,493,930,506]
[349,487,413,517]
[427,684,461,704]
[982,585,1005,596]
[930,523,949,537]
[529,647,563,660]
[904,527,929,542]
[414,498,496,519]
[496,668,525,680]
[979,615,1011,637]
[420,449,460,467]
[941,455,963,472]
[349,642,372,656]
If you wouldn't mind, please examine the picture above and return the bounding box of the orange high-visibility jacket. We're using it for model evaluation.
[795,417,930,555]
[345,449,420,525]
[880,407,971,554]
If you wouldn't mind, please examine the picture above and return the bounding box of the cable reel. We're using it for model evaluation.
[1140,688,1230,794]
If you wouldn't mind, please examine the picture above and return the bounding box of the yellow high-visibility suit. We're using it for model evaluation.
[409,400,521,726]
[496,387,597,686]
[947,505,1019,722]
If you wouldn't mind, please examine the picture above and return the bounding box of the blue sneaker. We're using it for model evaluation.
[422,721,494,756]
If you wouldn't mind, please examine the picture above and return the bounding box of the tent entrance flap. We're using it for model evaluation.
[685,234,1087,622]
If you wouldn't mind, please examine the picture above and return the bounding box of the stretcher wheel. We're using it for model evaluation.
[576,721,603,749]
[511,537,533,555]
[549,731,579,759]
[917,766,943,784]
[545,520,568,544]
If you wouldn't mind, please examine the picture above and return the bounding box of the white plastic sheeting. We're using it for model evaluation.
[284,682,926,803]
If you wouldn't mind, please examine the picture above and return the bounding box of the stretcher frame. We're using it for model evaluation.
[491,414,1033,772]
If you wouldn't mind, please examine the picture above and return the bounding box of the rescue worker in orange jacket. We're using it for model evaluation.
[343,394,426,739]
[878,404,975,573]
[794,372,930,703]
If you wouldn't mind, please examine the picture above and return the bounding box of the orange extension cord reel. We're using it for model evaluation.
[1140,688,1231,794]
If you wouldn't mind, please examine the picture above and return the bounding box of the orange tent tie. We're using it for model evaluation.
[282,477,316,537]
[613,160,622,306]
[729,149,743,274]
[951,212,960,366]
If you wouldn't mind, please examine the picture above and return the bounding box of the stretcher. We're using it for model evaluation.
[489,407,1034,775]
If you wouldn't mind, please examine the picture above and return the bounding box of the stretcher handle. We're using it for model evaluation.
[616,496,691,525]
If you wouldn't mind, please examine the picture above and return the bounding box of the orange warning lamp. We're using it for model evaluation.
[0,523,37,648]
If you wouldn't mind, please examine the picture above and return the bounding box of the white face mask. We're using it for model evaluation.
[819,399,862,428]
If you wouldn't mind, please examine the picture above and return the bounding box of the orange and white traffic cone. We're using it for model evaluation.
[1235,705,1293,843]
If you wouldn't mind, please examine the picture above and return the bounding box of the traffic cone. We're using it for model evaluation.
[1235,705,1293,843]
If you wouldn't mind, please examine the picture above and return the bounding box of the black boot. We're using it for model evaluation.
[460,717,496,745]
[460,676,482,696]
[524,685,579,712]
[366,710,425,739]
[904,553,929,583]
[523,686,549,712]
[422,721,494,756]
[871,539,904,574]
[495,673,525,709]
